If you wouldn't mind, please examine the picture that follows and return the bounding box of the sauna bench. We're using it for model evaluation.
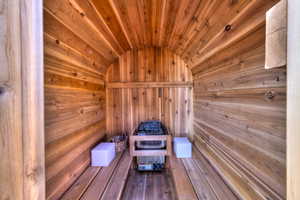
[169,147,238,200]
[61,147,237,200]
[60,150,132,200]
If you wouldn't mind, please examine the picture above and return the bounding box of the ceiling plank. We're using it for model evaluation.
[188,0,279,69]
[44,0,117,61]
[89,0,132,52]
[175,0,222,56]
[44,9,110,71]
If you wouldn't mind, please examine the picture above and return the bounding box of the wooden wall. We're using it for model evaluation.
[192,24,287,199]
[44,3,108,199]
[106,48,193,136]
[1,0,45,199]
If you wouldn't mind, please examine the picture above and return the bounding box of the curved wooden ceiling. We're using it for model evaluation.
[44,0,278,72]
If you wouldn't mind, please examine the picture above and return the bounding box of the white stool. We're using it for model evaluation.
[91,143,115,166]
[173,137,192,158]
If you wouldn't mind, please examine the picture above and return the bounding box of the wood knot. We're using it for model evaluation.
[192,16,198,22]
[55,40,60,45]
[265,91,276,101]
[224,24,232,32]
[0,87,5,95]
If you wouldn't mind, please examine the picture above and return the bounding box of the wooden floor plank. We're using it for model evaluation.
[80,152,123,200]
[151,171,176,200]
[101,151,133,200]
[122,170,176,200]
[61,166,101,200]
[169,156,198,200]
[121,170,147,200]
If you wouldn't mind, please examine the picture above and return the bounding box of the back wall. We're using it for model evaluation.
[106,47,193,137]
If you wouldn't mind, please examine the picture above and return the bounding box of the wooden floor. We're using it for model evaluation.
[61,147,237,200]
[121,170,176,200]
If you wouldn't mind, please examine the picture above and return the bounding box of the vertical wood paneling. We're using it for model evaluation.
[0,1,23,199]
[1,0,45,199]
[21,0,45,199]
[107,48,192,136]
[193,25,286,200]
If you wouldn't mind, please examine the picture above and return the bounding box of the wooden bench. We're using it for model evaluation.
[169,155,198,200]
[169,147,238,200]
[61,150,132,200]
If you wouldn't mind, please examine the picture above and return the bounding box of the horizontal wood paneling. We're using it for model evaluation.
[193,25,286,200]
[107,48,193,136]
[44,1,106,198]
[107,81,192,89]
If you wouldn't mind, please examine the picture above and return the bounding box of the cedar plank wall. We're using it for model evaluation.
[44,1,110,199]
[106,48,193,137]
[192,24,286,200]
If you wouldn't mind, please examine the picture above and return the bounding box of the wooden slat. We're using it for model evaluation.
[80,153,123,200]
[182,158,218,200]
[101,151,133,200]
[182,148,238,200]
[169,156,198,200]
[192,148,238,200]
[89,0,131,51]
[21,1,45,199]
[43,9,110,71]
[44,0,117,61]
[46,150,90,200]
[107,81,193,88]
[61,167,101,200]
[122,169,176,200]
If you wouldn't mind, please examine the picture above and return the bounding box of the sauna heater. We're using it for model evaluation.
[134,120,167,171]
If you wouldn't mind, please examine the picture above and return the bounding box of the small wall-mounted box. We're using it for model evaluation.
[91,143,116,167]
[173,137,192,158]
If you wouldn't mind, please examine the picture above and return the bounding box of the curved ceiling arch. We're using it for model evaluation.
[61,0,278,72]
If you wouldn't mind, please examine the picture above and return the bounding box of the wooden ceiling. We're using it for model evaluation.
[45,0,278,72]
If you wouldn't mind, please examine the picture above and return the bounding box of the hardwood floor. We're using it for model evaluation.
[121,169,176,200]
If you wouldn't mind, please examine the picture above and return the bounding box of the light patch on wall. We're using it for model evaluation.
[265,0,287,69]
